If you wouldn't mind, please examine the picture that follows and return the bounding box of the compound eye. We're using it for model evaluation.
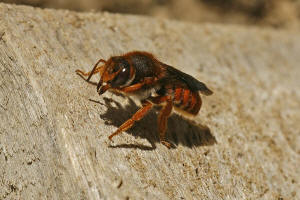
[112,63,122,73]
[111,61,130,87]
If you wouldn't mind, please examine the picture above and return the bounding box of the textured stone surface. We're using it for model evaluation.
[0,3,299,200]
[4,0,300,29]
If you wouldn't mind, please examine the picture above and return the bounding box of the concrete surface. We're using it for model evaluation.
[0,3,299,200]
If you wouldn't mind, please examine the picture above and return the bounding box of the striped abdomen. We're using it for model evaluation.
[173,87,202,115]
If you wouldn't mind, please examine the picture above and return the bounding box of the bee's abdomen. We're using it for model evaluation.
[173,87,202,115]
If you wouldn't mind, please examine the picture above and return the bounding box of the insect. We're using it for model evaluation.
[75,51,213,148]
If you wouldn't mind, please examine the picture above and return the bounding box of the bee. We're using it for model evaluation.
[76,51,213,148]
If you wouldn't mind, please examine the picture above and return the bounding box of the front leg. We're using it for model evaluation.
[119,77,156,93]
[75,59,106,83]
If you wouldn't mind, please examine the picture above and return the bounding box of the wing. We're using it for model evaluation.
[163,63,213,95]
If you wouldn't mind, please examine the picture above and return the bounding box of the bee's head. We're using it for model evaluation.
[97,56,134,94]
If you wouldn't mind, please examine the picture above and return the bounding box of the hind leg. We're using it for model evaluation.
[157,97,173,148]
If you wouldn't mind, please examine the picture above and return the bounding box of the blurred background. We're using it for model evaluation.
[2,0,300,29]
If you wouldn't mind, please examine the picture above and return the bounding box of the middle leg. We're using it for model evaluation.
[108,101,153,141]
